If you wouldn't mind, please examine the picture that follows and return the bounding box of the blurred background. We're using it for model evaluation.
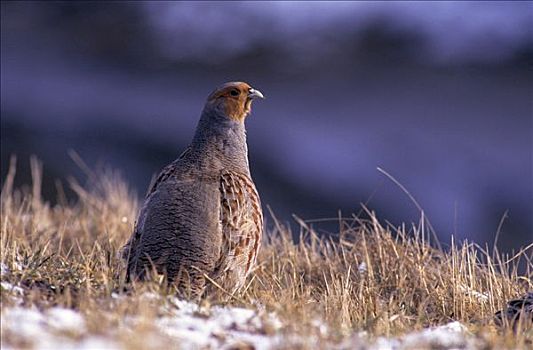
[1,1,531,252]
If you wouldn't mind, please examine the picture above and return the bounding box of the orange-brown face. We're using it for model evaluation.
[206,82,264,121]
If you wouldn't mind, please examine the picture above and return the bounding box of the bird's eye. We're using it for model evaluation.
[229,89,240,97]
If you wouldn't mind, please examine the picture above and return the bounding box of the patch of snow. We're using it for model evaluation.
[358,262,368,273]
[361,321,476,350]
[459,285,490,302]
[168,295,200,313]
[371,337,401,350]
[311,318,329,337]
[1,261,24,276]
[46,307,87,333]
[439,321,469,333]
[66,337,122,350]
[399,321,474,349]
[1,282,24,296]
[1,296,286,350]
[1,281,25,305]
[1,295,479,350]
[157,297,284,349]
[1,263,8,276]
[139,291,161,302]
[1,307,46,339]
[1,307,118,350]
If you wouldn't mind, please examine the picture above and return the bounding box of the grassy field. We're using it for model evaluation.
[1,157,532,349]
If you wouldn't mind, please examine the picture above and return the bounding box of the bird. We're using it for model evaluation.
[122,82,264,298]
[495,292,533,331]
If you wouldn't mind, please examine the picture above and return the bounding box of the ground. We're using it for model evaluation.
[1,158,531,349]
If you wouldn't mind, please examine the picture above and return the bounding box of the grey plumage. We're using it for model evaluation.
[122,82,264,297]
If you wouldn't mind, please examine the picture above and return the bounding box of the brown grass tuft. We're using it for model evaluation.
[1,158,531,348]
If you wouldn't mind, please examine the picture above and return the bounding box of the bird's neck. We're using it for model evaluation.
[189,108,250,175]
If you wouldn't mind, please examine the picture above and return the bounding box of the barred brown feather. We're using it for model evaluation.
[215,170,263,292]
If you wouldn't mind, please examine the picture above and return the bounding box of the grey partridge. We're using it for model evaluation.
[122,82,264,297]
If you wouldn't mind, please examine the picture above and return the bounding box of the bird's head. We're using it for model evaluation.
[206,82,264,122]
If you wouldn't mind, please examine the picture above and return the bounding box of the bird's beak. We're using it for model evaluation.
[248,88,264,100]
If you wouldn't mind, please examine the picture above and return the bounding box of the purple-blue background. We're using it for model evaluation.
[1,2,532,251]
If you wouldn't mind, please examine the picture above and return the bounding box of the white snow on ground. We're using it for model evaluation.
[1,292,481,350]
[1,261,25,305]
[358,262,368,274]
[139,295,285,349]
[1,293,287,350]
[1,263,9,276]
[343,321,480,350]
[1,282,24,296]
[459,284,490,302]
[1,261,24,278]
[1,307,117,350]
[46,308,87,333]
[397,321,479,349]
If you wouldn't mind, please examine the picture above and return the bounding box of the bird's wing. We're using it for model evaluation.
[125,175,222,287]
[217,170,263,278]
[122,147,192,266]
[146,147,191,197]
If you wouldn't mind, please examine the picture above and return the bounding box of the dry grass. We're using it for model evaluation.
[1,156,532,349]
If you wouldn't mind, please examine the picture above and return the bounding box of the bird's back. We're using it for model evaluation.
[123,166,223,296]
